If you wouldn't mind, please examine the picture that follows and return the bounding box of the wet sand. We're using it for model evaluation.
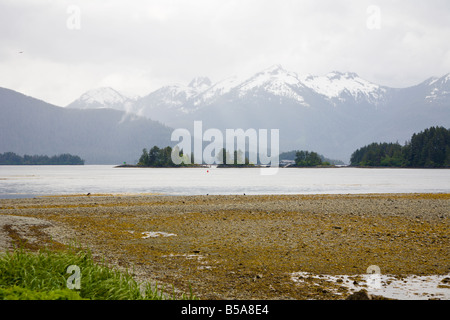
[0,193,449,300]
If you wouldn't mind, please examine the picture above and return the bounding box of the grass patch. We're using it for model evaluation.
[0,246,197,300]
[0,285,86,300]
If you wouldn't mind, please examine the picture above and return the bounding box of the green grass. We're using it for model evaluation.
[0,285,86,300]
[0,246,196,300]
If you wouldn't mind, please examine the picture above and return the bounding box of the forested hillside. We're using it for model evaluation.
[350,127,450,168]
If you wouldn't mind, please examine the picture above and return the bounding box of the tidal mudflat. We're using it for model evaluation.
[1,193,449,300]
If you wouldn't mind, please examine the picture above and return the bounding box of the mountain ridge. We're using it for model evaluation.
[68,66,450,115]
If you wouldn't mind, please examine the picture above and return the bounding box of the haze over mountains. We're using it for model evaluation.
[66,65,450,163]
[1,65,449,164]
[0,87,172,164]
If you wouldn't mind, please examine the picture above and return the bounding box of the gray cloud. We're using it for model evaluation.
[0,0,449,106]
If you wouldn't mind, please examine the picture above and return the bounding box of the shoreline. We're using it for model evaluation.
[113,164,450,169]
[1,193,449,300]
[2,190,450,200]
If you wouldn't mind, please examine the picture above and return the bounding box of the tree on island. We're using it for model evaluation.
[137,146,194,167]
[294,150,327,167]
[279,150,344,165]
[406,126,450,167]
[216,148,253,167]
[138,146,176,167]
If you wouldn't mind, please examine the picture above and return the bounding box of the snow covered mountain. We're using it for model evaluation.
[65,66,450,162]
[131,76,212,119]
[226,64,310,105]
[69,65,390,116]
[299,71,389,106]
[66,87,136,112]
[187,65,388,109]
[128,65,394,128]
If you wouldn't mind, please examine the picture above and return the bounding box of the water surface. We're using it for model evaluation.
[0,165,449,199]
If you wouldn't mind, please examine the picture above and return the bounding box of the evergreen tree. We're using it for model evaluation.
[137,146,192,167]
[148,146,160,166]
[138,148,149,166]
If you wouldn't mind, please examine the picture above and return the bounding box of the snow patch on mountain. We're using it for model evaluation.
[192,65,310,107]
[188,77,212,92]
[79,87,131,105]
[427,77,440,86]
[67,87,136,112]
[152,77,212,106]
[235,65,309,105]
[425,73,450,104]
[154,85,195,107]
[131,77,214,118]
[300,71,386,104]
[192,76,242,106]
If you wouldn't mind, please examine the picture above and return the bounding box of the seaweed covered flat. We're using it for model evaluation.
[1,193,449,300]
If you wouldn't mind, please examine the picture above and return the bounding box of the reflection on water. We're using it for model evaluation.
[0,165,449,199]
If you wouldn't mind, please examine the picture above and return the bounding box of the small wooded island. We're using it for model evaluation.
[117,146,255,168]
[0,152,84,165]
[116,146,208,168]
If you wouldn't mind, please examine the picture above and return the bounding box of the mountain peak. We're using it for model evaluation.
[79,87,129,104]
[261,64,286,75]
[188,77,212,90]
[66,86,133,110]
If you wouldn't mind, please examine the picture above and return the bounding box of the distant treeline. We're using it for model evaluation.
[279,150,345,166]
[0,152,84,165]
[350,126,450,168]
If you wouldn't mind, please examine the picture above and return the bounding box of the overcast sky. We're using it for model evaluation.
[1,0,450,106]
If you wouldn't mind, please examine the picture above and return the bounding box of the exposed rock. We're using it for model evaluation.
[346,290,372,300]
